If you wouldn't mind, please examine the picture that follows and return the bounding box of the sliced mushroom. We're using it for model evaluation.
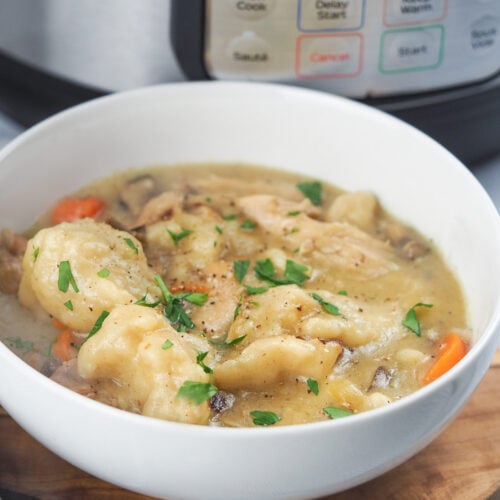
[209,391,236,414]
[132,190,185,228]
[401,239,430,260]
[0,229,27,294]
[119,175,158,216]
[368,366,393,391]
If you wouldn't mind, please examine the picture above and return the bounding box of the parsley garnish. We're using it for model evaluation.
[244,285,268,295]
[33,247,40,261]
[240,219,256,230]
[86,310,110,340]
[97,268,110,278]
[153,274,208,332]
[209,334,247,348]
[307,378,319,395]
[58,260,79,293]
[196,351,213,374]
[215,225,223,234]
[124,237,139,254]
[254,258,309,287]
[297,181,322,206]
[63,300,74,311]
[288,210,300,216]
[323,406,353,419]
[5,337,34,354]
[221,214,237,221]
[402,302,433,336]
[338,290,348,296]
[177,381,218,405]
[167,227,193,246]
[250,410,281,426]
[161,339,174,350]
[311,293,341,316]
[234,260,250,283]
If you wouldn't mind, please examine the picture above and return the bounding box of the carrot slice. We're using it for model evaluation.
[52,329,77,362]
[169,283,211,295]
[51,196,105,224]
[423,333,468,384]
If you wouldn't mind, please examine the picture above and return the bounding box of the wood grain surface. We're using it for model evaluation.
[1,348,499,500]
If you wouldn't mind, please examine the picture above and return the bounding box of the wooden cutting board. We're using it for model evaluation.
[1,348,499,500]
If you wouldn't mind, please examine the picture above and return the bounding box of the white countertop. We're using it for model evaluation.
[0,110,499,213]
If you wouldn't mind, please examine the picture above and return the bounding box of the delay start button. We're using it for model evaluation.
[227,0,277,20]
[298,0,366,31]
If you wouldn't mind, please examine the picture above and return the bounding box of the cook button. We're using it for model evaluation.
[298,0,365,31]
[296,34,363,78]
[384,0,447,26]
[380,26,444,73]
[225,32,271,71]
[227,0,277,20]
[470,16,499,54]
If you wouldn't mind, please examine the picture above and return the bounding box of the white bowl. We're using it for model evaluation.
[0,82,499,500]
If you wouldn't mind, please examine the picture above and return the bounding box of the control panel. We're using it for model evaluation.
[204,0,500,97]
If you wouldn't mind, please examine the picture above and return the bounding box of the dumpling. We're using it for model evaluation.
[78,304,211,425]
[19,218,156,332]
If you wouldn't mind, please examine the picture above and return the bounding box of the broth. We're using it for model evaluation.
[0,164,469,426]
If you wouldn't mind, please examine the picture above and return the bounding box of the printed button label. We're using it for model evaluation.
[226,32,271,68]
[298,0,365,31]
[470,16,499,53]
[296,33,363,78]
[379,25,444,73]
[384,0,447,27]
[228,0,277,20]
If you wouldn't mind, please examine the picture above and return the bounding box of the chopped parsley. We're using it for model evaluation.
[215,225,223,234]
[177,381,218,405]
[167,227,193,246]
[296,181,322,206]
[161,339,174,350]
[33,246,40,261]
[254,258,309,287]
[5,337,34,354]
[243,285,268,295]
[58,260,79,293]
[209,334,247,348]
[402,302,433,336]
[97,268,110,278]
[240,219,256,230]
[221,214,237,221]
[311,293,341,316]
[124,237,139,254]
[63,300,74,311]
[234,260,250,283]
[307,378,319,395]
[338,290,348,296]
[287,210,300,216]
[152,274,208,332]
[86,310,110,340]
[196,351,213,374]
[250,410,281,426]
[323,406,353,419]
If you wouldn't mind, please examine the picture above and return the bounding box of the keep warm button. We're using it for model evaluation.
[295,34,363,78]
[380,25,444,73]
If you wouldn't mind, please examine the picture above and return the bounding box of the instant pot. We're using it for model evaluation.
[0,0,499,164]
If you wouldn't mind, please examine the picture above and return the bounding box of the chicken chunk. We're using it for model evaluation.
[78,304,211,424]
[236,195,398,279]
[326,191,379,233]
[19,219,156,332]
